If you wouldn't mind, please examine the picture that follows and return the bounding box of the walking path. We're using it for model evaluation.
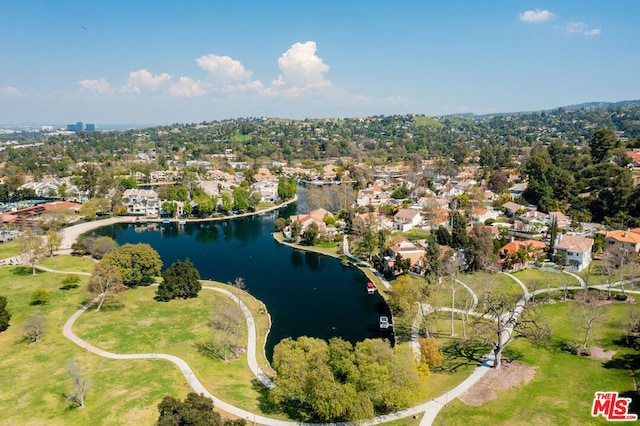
[502,272,529,297]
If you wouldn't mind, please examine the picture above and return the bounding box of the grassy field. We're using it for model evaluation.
[37,254,96,274]
[511,268,579,290]
[434,300,640,425]
[0,265,189,425]
[0,240,20,260]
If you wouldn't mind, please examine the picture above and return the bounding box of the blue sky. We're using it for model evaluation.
[1,1,639,126]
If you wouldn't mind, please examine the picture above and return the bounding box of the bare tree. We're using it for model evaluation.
[22,312,46,343]
[19,228,46,275]
[575,293,605,352]
[88,263,125,311]
[45,230,62,257]
[473,293,550,369]
[211,297,243,361]
[67,359,91,409]
[231,277,246,292]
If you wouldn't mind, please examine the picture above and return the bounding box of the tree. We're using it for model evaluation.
[30,289,50,306]
[89,263,125,311]
[274,217,286,232]
[183,202,193,217]
[435,225,452,247]
[210,297,244,361]
[156,259,201,301]
[248,191,261,211]
[418,336,444,369]
[488,171,508,193]
[467,223,495,271]
[45,230,62,257]
[221,192,233,213]
[67,359,91,409]
[277,177,297,201]
[157,392,245,426]
[102,243,162,285]
[20,228,46,275]
[394,253,412,275]
[270,335,423,422]
[22,312,46,343]
[575,293,605,352]
[473,293,550,369]
[232,186,249,212]
[425,232,442,280]
[302,221,319,245]
[79,197,111,219]
[161,201,177,217]
[589,128,617,164]
[289,220,302,241]
[0,296,11,332]
[450,210,468,249]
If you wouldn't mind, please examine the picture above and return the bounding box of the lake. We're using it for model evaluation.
[93,207,393,359]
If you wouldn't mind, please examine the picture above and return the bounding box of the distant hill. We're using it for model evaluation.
[446,99,640,120]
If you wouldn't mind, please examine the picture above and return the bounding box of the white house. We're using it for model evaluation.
[554,234,593,272]
[122,188,160,217]
[394,209,423,232]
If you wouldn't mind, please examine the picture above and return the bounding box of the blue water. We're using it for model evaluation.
[93,209,392,359]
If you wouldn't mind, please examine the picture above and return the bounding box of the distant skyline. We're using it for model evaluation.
[1,1,639,126]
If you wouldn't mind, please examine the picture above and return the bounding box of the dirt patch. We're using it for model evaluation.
[589,346,617,361]
[458,360,537,406]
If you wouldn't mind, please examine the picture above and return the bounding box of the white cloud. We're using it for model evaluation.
[1,86,24,97]
[566,22,601,36]
[78,77,114,95]
[519,9,554,23]
[169,77,208,97]
[121,69,173,93]
[274,41,331,89]
[220,80,265,94]
[196,54,252,81]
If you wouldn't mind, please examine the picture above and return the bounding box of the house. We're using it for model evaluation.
[499,239,547,270]
[356,185,385,207]
[601,229,640,254]
[394,209,423,232]
[547,211,572,230]
[289,208,335,236]
[554,234,593,272]
[471,207,501,224]
[251,180,278,203]
[502,202,526,217]
[122,188,160,217]
[0,201,81,226]
[352,212,393,234]
[382,236,426,274]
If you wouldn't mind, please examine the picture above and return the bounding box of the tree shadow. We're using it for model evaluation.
[251,379,314,422]
[439,341,490,373]
[12,266,43,276]
[193,342,218,360]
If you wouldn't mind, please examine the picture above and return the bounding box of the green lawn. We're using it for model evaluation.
[434,300,640,425]
[0,266,188,425]
[511,268,579,290]
[37,254,96,273]
[0,240,20,260]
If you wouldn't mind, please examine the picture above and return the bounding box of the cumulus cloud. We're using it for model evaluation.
[566,22,601,36]
[196,54,253,82]
[78,77,114,95]
[169,77,208,97]
[1,86,24,96]
[121,69,173,93]
[519,9,554,23]
[273,41,331,89]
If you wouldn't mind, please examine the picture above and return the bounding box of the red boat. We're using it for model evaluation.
[367,282,376,294]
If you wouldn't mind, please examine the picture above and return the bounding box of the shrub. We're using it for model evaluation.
[562,341,591,356]
[60,275,81,290]
[30,289,50,306]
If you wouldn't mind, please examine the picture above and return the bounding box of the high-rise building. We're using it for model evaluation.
[85,123,95,132]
